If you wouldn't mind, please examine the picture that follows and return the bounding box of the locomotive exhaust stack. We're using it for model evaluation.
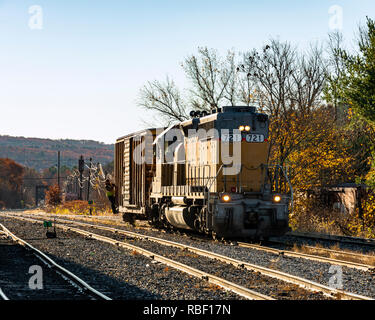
[115,106,293,239]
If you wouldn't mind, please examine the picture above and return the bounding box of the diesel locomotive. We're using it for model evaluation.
[114,106,293,239]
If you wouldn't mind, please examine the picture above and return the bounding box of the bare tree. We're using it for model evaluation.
[239,39,328,166]
[139,41,327,144]
[221,51,239,106]
[237,70,258,106]
[139,48,241,125]
[182,47,237,110]
[138,77,189,126]
[290,44,327,115]
[324,31,347,119]
[241,39,297,116]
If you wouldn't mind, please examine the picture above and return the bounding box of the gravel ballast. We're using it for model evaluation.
[25,213,375,299]
[43,221,330,300]
[0,232,92,300]
[3,212,375,300]
[0,216,243,300]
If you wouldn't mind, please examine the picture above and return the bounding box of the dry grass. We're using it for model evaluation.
[22,207,145,228]
[291,208,350,236]
[33,200,113,216]
[206,284,222,292]
[267,258,280,270]
[176,250,198,258]
[277,284,297,296]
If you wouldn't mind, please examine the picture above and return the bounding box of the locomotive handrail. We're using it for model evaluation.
[186,163,212,187]
[259,164,294,213]
[204,164,224,214]
[205,164,224,192]
[266,164,293,193]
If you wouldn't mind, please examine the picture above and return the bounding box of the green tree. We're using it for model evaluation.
[324,17,375,185]
[340,17,375,124]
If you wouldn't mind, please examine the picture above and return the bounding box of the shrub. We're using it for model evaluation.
[45,185,62,207]
[290,189,375,239]
[50,200,111,215]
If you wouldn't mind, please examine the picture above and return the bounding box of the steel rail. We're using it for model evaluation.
[0,223,111,301]
[267,238,375,264]
[301,245,375,260]
[1,215,273,300]
[237,242,375,272]
[6,213,372,301]
[0,211,122,222]
[40,216,375,271]
[0,288,9,300]
[288,231,375,248]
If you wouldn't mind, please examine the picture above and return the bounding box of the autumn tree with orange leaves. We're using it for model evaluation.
[0,158,24,208]
[45,184,62,207]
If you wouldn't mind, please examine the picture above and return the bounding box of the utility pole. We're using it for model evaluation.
[35,186,38,207]
[78,155,84,200]
[87,158,93,215]
[57,151,61,189]
[87,158,92,201]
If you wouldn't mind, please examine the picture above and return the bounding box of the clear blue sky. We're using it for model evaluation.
[0,0,374,144]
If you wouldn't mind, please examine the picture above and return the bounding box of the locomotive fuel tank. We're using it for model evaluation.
[164,206,195,230]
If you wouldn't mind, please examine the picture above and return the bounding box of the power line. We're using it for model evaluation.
[21,177,68,180]
[3,159,107,163]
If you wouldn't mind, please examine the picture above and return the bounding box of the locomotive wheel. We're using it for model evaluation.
[198,207,209,234]
[211,232,225,242]
[193,217,201,231]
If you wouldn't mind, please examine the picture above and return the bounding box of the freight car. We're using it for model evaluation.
[115,106,293,239]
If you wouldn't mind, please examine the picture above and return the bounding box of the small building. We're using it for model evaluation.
[307,183,368,216]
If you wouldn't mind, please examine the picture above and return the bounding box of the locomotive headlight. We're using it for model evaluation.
[239,126,245,132]
[273,195,282,203]
[245,125,251,132]
[222,195,231,202]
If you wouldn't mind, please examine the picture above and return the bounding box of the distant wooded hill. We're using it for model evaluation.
[0,135,114,171]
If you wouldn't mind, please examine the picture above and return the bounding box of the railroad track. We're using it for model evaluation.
[2,213,372,300]
[4,215,273,300]
[287,231,375,248]
[11,212,375,271]
[5,212,375,248]
[0,288,9,300]
[237,242,375,272]
[0,223,111,300]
